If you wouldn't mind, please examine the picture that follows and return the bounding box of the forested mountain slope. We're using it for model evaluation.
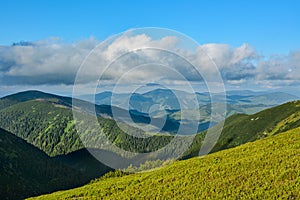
[0,128,88,200]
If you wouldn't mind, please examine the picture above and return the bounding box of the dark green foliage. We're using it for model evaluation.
[0,99,84,156]
[0,97,173,157]
[98,117,173,153]
[0,128,88,200]
[53,148,113,180]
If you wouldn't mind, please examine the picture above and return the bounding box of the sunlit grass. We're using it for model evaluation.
[30,127,300,199]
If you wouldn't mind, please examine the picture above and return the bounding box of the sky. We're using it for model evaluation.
[0,0,300,96]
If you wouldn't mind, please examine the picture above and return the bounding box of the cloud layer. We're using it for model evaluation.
[0,34,299,90]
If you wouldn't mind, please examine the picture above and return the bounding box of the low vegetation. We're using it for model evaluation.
[30,127,300,199]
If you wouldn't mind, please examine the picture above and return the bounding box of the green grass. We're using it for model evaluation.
[30,127,300,199]
[183,100,300,159]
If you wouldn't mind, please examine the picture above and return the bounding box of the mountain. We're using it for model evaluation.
[83,89,204,111]
[81,91,156,114]
[225,91,299,105]
[0,128,88,200]
[0,91,175,159]
[81,89,299,133]
[0,90,68,110]
[0,98,85,156]
[87,89,299,111]
[0,90,185,134]
[29,127,300,199]
[183,100,300,158]
[0,90,147,121]
[2,90,300,199]
[1,90,299,159]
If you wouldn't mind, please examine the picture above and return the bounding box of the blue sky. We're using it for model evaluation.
[1,0,299,55]
[0,0,300,96]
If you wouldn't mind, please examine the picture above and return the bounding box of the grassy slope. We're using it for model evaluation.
[184,100,300,158]
[212,101,300,151]
[30,127,300,199]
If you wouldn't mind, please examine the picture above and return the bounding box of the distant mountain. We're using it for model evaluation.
[223,89,266,96]
[30,127,300,199]
[81,89,299,128]
[224,91,299,105]
[83,89,205,111]
[82,91,162,113]
[86,89,298,110]
[0,128,87,200]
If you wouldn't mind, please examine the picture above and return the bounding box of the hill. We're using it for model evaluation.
[0,90,182,134]
[183,100,300,158]
[29,127,300,199]
[0,128,88,200]
[0,91,173,157]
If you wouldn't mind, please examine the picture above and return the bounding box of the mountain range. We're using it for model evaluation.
[81,89,299,133]
[81,89,298,113]
[0,90,300,199]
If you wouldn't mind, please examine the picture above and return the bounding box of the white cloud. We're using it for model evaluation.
[0,34,299,91]
[257,50,300,81]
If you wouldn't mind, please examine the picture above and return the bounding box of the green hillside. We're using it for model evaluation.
[184,100,300,158]
[0,99,84,156]
[1,91,300,199]
[0,90,182,133]
[30,127,300,199]
[212,100,300,151]
[0,90,64,110]
[0,97,172,157]
[0,128,88,200]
